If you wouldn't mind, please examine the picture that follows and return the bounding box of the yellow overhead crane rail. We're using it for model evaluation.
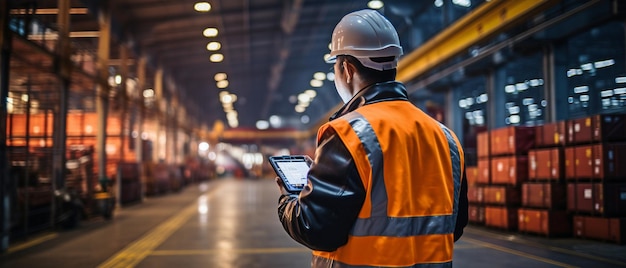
[218,0,562,142]
[396,0,561,83]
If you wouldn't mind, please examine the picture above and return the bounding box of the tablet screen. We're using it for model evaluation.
[275,160,309,186]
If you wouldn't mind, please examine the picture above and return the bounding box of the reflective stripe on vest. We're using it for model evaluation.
[313,104,463,268]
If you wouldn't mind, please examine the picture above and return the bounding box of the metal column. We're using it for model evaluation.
[51,0,72,227]
[96,11,110,189]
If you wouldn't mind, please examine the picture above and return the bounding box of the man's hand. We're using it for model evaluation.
[304,155,313,166]
[275,177,293,196]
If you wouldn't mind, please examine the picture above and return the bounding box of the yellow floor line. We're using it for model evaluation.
[6,233,58,254]
[97,188,218,268]
[463,237,578,268]
[151,247,310,256]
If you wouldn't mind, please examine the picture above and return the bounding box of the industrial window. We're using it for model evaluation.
[554,21,626,120]
[494,52,545,127]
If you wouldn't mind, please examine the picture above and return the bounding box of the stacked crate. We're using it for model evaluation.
[519,121,571,237]
[483,126,535,231]
[466,131,489,225]
[564,114,626,244]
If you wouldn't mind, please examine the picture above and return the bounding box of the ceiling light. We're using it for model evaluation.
[206,41,221,51]
[256,120,269,130]
[310,79,323,88]
[222,102,233,111]
[367,0,384,9]
[269,115,282,128]
[226,111,238,120]
[214,72,227,81]
[221,94,233,103]
[298,93,311,103]
[328,43,332,50]
[216,80,229,88]
[324,53,331,61]
[203,27,218,37]
[452,0,471,7]
[313,72,326,81]
[194,2,211,12]
[304,89,317,98]
[210,53,224,62]
[295,105,306,113]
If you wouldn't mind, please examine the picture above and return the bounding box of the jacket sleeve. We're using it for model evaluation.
[277,127,366,251]
[454,168,469,242]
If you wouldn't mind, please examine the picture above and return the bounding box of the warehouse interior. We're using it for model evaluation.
[1,0,626,266]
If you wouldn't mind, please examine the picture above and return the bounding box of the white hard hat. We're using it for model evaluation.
[326,9,403,71]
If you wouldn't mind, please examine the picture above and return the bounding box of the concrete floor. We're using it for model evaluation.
[1,177,625,268]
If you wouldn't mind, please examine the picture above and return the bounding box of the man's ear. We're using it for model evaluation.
[343,61,356,82]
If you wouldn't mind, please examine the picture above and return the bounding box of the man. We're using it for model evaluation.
[276,9,468,267]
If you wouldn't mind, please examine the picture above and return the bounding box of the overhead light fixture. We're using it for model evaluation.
[194,2,211,12]
[298,93,311,103]
[210,53,224,62]
[203,27,218,37]
[216,80,229,88]
[310,79,323,88]
[269,115,282,128]
[206,41,221,51]
[221,93,233,104]
[304,89,317,98]
[367,0,384,9]
[326,72,335,81]
[256,120,269,130]
[214,72,227,81]
[313,72,326,81]
[452,0,471,7]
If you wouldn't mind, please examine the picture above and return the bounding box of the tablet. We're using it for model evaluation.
[268,155,311,193]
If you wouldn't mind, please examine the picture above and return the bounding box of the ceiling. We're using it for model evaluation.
[10,0,479,131]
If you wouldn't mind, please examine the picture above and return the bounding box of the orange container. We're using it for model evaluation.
[469,205,485,224]
[485,206,518,230]
[522,182,566,209]
[477,158,490,184]
[491,155,528,186]
[529,147,563,181]
[518,209,571,236]
[467,185,484,204]
[574,216,626,244]
[477,131,490,158]
[483,185,520,206]
[489,126,535,156]
[535,121,566,147]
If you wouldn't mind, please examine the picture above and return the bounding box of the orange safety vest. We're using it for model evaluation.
[312,100,464,267]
